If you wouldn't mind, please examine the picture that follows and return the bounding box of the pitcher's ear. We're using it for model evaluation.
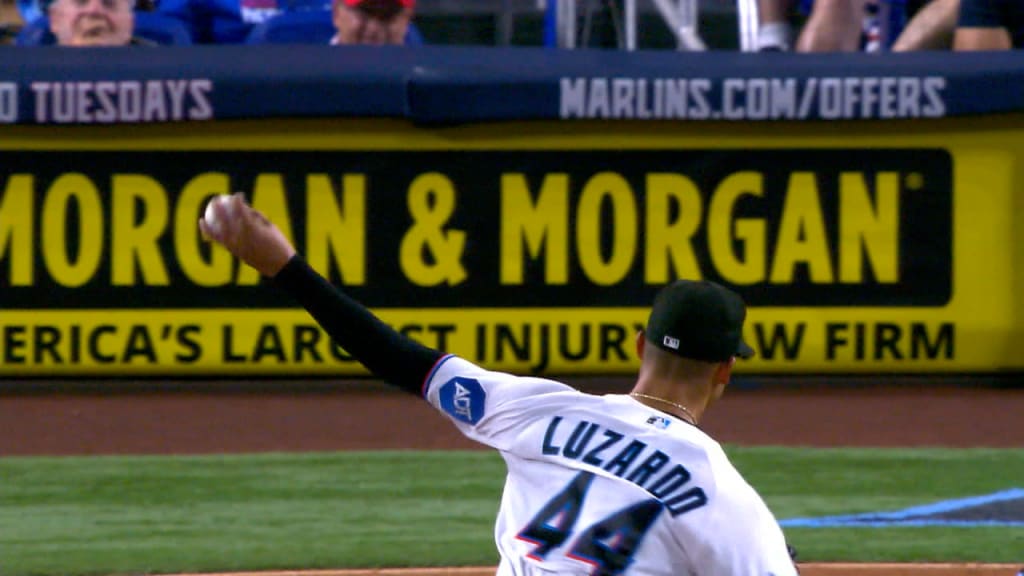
[715,357,736,386]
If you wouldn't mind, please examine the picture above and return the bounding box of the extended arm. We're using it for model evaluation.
[200,193,444,394]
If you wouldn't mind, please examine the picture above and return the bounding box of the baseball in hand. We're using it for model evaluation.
[198,192,295,277]
[203,195,233,236]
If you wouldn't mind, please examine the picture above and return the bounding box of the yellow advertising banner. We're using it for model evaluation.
[0,117,1021,376]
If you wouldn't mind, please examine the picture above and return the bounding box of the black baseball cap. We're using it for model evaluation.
[645,279,755,362]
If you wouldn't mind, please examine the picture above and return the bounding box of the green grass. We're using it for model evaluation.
[1,448,1023,575]
[731,446,1024,563]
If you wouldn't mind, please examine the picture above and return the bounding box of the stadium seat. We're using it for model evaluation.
[15,11,194,45]
[17,0,44,25]
[245,9,423,45]
[15,17,54,45]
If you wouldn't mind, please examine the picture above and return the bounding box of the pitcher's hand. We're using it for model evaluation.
[199,193,296,278]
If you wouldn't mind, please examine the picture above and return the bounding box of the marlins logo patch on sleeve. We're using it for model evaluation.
[439,377,486,424]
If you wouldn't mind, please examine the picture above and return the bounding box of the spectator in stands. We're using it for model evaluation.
[755,0,794,51]
[795,0,870,51]
[954,0,1023,49]
[757,0,901,51]
[331,0,413,45]
[888,0,1022,50]
[1,0,23,44]
[1,0,21,25]
[891,0,955,50]
[795,0,941,51]
[47,0,139,45]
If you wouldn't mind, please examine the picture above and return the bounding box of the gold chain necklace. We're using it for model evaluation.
[629,392,698,426]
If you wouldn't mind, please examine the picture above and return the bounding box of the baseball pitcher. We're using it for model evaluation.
[201,193,799,576]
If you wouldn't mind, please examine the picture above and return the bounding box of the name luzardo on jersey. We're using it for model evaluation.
[541,416,708,517]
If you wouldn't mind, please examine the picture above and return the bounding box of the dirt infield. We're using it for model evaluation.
[3,381,1024,455]
[4,379,1023,576]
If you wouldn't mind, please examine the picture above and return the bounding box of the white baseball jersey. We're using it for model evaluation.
[424,355,798,576]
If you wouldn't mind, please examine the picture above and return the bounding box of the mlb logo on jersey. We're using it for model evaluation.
[646,415,672,429]
[439,377,486,425]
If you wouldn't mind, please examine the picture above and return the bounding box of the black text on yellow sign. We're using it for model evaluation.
[0,149,951,312]
[0,313,956,375]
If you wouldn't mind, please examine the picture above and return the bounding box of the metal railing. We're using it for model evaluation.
[415,0,761,52]
[546,0,760,52]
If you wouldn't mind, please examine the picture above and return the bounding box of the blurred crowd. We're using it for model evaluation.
[759,0,1021,52]
[0,0,417,45]
[0,0,1019,50]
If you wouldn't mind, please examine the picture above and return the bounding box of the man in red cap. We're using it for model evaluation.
[331,0,413,45]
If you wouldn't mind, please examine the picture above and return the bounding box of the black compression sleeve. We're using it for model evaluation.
[271,255,445,395]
